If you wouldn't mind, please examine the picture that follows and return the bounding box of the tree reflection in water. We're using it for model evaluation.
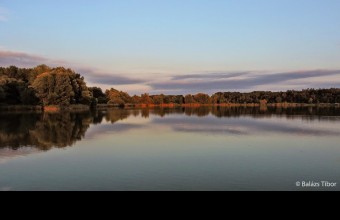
[1,107,340,151]
[0,109,142,151]
[0,112,91,150]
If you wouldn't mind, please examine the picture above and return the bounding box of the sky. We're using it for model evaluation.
[1,0,340,94]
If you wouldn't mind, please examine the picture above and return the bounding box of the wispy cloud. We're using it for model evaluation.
[172,72,250,80]
[0,49,147,86]
[0,7,9,22]
[2,49,340,93]
[150,70,340,94]
[78,69,147,86]
[0,50,59,67]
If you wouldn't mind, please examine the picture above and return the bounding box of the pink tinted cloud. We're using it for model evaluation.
[0,50,148,88]
[0,50,51,67]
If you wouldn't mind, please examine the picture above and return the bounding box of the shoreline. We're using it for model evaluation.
[1,103,339,112]
[104,103,340,108]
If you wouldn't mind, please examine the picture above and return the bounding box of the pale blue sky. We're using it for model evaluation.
[1,0,340,94]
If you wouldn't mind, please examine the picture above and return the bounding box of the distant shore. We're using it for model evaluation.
[1,103,339,112]
[99,103,340,108]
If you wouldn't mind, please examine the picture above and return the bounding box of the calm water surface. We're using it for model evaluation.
[0,107,340,191]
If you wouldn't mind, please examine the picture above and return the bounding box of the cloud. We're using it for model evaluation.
[0,7,9,22]
[0,50,77,70]
[0,50,147,86]
[0,50,59,67]
[79,69,147,85]
[150,70,340,93]
[172,72,250,80]
[2,49,340,93]
[251,70,340,84]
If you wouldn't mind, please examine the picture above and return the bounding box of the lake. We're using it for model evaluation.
[0,107,340,191]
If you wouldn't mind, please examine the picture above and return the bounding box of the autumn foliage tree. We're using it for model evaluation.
[32,67,93,106]
[193,93,211,104]
[140,93,154,105]
[105,88,133,106]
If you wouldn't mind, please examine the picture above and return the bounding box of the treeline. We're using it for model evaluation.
[1,65,340,108]
[210,89,340,105]
[100,89,340,106]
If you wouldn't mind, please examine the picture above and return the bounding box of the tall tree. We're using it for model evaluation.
[32,67,93,106]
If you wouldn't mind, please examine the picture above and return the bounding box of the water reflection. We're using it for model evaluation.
[0,107,340,151]
[0,112,91,150]
[152,106,340,119]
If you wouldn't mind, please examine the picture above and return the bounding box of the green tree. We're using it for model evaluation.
[33,70,74,106]
[32,67,93,107]
[69,73,93,105]
[90,87,108,104]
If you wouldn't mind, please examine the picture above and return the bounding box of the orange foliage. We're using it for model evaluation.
[44,106,60,112]
[182,103,201,107]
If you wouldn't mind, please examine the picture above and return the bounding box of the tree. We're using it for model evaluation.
[163,95,171,104]
[211,93,221,104]
[8,66,19,78]
[152,95,164,105]
[193,93,211,104]
[90,87,108,104]
[173,95,184,105]
[33,70,74,106]
[106,88,133,106]
[131,95,141,104]
[71,75,93,105]
[0,79,20,104]
[185,94,195,104]
[27,65,51,84]
[20,86,39,105]
[276,96,283,103]
[32,67,93,107]
[0,85,5,102]
[140,93,153,105]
